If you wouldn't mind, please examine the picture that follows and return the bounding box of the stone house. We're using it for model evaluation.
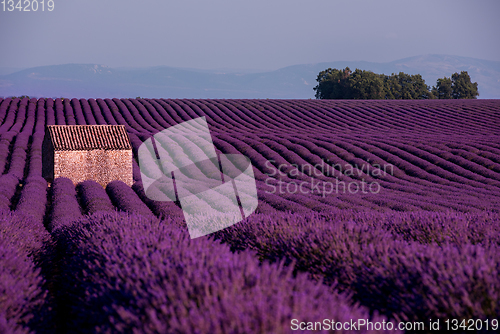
[42,125,133,187]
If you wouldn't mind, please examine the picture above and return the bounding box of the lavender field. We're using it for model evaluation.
[1,97,499,333]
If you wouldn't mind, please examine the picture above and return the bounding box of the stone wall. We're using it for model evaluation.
[53,150,133,187]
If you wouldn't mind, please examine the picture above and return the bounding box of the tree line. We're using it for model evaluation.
[313,67,479,100]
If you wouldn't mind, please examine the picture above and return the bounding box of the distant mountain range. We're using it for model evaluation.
[1,55,499,99]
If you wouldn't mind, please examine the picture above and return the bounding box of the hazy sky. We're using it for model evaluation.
[1,0,499,70]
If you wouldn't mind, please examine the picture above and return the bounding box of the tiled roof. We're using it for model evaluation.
[46,125,132,150]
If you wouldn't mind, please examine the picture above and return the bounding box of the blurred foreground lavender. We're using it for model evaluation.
[51,212,394,334]
[0,210,53,334]
[212,210,500,324]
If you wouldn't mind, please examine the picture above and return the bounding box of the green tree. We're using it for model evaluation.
[432,77,453,99]
[313,67,352,99]
[314,68,434,99]
[383,72,432,99]
[451,71,479,99]
[347,69,384,99]
[432,72,479,99]
[382,74,402,99]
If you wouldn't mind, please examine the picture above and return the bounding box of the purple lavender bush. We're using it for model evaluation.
[15,176,48,224]
[0,174,20,211]
[6,134,30,181]
[76,180,115,214]
[49,177,83,232]
[106,180,153,217]
[131,181,184,219]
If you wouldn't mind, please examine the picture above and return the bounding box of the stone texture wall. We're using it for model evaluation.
[53,150,133,187]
